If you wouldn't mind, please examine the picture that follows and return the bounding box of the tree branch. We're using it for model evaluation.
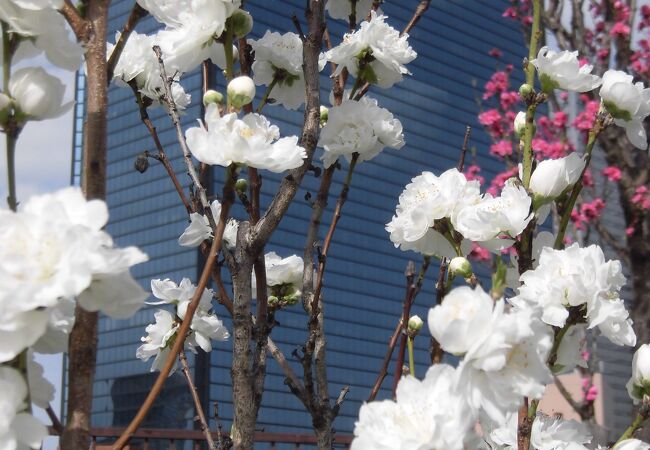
[58,0,91,42]
[179,350,218,450]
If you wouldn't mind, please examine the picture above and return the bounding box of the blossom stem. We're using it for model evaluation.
[223,19,235,87]
[615,403,650,444]
[256,76,278,114]
[407,335,415,376]
[5,128,17,211]
[2,24,17,212]
[553,121,602,249]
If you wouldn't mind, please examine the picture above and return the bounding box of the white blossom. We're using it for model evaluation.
[428,286,494,355]
[627,344,650,404]
[324,11,416,88]
[351,364,477,450]
[178,200,238,249]
[186,104,306,172]
[0,366,48,450]
[457,302,553,422]
[514,243,635,347]
[514,111,527,137]
[489,413,591,450]
[138,278,229,372]
[532,47,602,93]
[136,309,179,373]
[250,31,308,110]
[252,252,304,306]
[600,70,650,150]
[326,0,374,22]
[386,168,480,257]
[555,324,588,374]
[529,153,585,203]
[8,67,72,121]
[31,297,75,354]
[0,5,83,70]
[613,440,650,450]
[0,187,148,361]
[107,31,193,111]
[152,0,240,74]
[227,75,256,108]
[453,179,533,244]
[319,96,404,168]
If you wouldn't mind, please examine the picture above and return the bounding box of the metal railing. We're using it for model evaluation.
[50,427,353,449]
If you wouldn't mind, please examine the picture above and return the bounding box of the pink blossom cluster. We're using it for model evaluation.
[631,185,650,210]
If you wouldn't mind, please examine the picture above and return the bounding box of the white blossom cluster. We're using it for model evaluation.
[0,188,148,447]
[137,278,229,373]
[252,252,305,307]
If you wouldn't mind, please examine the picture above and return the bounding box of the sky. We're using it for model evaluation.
[0,57,75,450]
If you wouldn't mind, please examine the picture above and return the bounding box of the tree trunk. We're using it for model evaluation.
[230,223,257,450]
[61,1,109,449]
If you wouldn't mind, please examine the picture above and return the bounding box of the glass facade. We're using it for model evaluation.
[75,0,567,444]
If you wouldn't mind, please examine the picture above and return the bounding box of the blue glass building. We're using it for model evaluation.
[68,0,633,445]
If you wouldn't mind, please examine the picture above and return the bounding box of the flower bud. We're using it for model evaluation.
[9,67,71,121]
[627,344,650,404]
[134,153,149,174]
[235,178,248,193]
[529,153,585,205]
[202,89,224,106]
[230,9,254,38]
[519,83,534,99]
[408,315,423,332]
[514,111,526,138]
[227,76,255,108]
[319,105,329,126]
[449,257,472,279]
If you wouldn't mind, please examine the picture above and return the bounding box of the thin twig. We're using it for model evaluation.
[114,49,237,450]
[291,13,306,41]
[113,223,223,449]
[153,45,212,215]
[45,404,64,434]
[368,319,402,402]
[553,375,586,419]
[457,126,472,172]
[129,81,192,214]
[179,350,218,450]
[106,3,147,82]
[213,402,226,450]
[58,0,91,41]
[332,385,350,417]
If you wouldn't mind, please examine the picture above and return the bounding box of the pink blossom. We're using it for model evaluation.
[626,226,636,236]
[489,48,502,58]
[581,198,605,220]
[483,71,509,100]
[490,140,513,158]
[468,242,490,262]
[572,100,600,133]
[631,185,650,210]
[488,167,519,196]
[582,169,594,188]
[552,111,568,129]
[464,164,485,185]
[499,91,519,110]
[585,385,598,402]
[610,21,631,38]
[597,48,610,62]
[602,166,622,182]
[581,350,590,361]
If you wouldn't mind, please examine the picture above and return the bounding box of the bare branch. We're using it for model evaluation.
[45,404,64,434]
[58,0,91,42]
[179,350,218,450]
[106,3,148,82]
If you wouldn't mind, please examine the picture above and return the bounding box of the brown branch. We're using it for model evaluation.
[114,47,237,449]
[368,318,402,402]
[128,81,192,214]
[392,261,416,396]
[58,0,91,42]
[332,385,350,417]
[113,212,226,449]
[179,350,218,450]
[106,3,148,82]
[153,45,213,215]
[457,126,471,172]
[402,0,431,35]
[249,2,326,253]
[46,404,64,434]
[61,2,110,449]
[553,375,587,419]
